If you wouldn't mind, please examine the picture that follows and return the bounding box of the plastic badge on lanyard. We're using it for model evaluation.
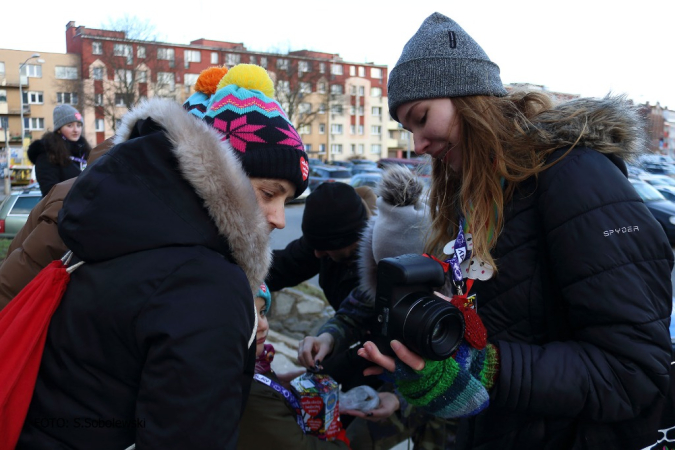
[442,217,470,293]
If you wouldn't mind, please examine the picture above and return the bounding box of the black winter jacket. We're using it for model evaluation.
[27,135,88,196]
[266,236,360,311]
[457,98,674,449]
[18,99,273,450]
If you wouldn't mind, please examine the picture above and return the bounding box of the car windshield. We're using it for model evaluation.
[645,176,675,187]
[632,181,667,202]
[10,196,41,214]
[327,170,351,178]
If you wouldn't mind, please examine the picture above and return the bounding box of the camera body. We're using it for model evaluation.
[374,254,465,361]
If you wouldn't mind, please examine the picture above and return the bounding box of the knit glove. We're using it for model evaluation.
[392,342,499,418]
[388,295,499,418]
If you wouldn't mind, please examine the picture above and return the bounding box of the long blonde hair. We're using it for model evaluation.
[425,91,566,269]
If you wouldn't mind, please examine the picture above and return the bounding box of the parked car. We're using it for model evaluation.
[654,185,675,202]
[0,188,42,239]
[308,157,323,166]
[642,163,675,178]
[326,160,355,170]
[629,179,675,244]
[640,173,675,188]
[378,157,432,178]
[351,166,382,175]
[351,172,383,190]
[308,166,352,191]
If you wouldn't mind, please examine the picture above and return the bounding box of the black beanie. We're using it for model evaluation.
[302,182,369,251]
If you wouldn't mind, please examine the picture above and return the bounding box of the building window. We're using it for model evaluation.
[95,118,105,132]
[350,105,355,115]
[358,67,365,77]
[137,46,146,58]
[318,103,326,114]
[358,144,364,154]
[317,82,326,94]
[211,52,219,64]
[299,61,310,74]
[330,84,343,95]
[331,144,343,154]
[349,66,356,76]
[114,69,133,84]
[114,44,133,64]
[319,123,325,134]
[184,73,199,86]
[185,50,201,63]
[136,70,147,83]
[299,102,312,114]
[92,41,103,55]
[24,117,44,130]
[157,48,175,60]
[371,144,382,154]
[0,89,6,103]
[319,63,326,74]
[92,67,104,80]
[358,125,364,135]
[158,72,176,91]
[94,93,103,106]
[331,104,343,114]
[225,53,240,66]
[55,66,78,80]
[319,144,326,154]
[331,64,343,75]
[331,124,343,134]
[351,144,356,154]
[371,87,382,97]
[276,58,289,71]
[115,93,131,107]
[249,55,257,65]
[259,57,267,68]
[358,86,365,96]
[371,125,381,135]
[300,82,311,94]
[350,125,356,135]
[372,106,382,116]
[371,67,382,79]
[25,91,43,104]
[277,80,290,94]
[57,92,78,105]
[303,144,312,151]
[298,124,311,135]
[21,64,42,78]
[0,62,4,75]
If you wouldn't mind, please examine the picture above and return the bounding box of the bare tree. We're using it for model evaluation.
[60,17,182,134]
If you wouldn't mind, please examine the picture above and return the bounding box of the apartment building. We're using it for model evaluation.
[64,22,390,163]
[0,49,81,165]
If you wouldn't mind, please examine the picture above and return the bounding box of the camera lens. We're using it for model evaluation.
[388,293,465,361]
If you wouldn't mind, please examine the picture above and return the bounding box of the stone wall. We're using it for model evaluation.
[268,287,335,340]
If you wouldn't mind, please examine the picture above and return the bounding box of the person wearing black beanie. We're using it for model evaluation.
[266,182,375,311]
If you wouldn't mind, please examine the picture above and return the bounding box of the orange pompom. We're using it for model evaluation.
[194,67,228,95]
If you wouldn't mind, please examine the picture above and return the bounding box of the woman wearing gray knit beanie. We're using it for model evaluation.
[27,104,92,196]
[358,12,672,450]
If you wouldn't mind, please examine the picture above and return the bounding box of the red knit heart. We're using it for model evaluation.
[450,296,487,350]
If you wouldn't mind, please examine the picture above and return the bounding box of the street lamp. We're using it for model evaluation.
[19,53,42,146]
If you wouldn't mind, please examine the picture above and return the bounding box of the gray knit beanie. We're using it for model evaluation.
[53,104,83,131]
[388,12,507,122]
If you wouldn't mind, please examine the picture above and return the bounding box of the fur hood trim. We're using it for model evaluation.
[113,98,271,292]
[534,95,648,162]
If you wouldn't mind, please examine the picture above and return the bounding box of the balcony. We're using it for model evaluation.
[0,76,28,88]
[5,104,30,116]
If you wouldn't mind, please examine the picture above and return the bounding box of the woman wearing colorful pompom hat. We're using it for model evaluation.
[18,64,309,449]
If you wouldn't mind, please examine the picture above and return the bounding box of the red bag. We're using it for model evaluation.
[0,253,83,449]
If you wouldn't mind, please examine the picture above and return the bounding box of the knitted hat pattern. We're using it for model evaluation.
[358,165,431,299]
[184,64,309,197]
[53,104,83,131]
[388,12,507,122]
[302,182,370,251]
[256,282,272,314]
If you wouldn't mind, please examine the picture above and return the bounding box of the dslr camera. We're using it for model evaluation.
[373,254,465,361]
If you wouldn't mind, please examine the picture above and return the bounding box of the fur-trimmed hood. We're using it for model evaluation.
[60,98,271,291]
[533,94,649,162]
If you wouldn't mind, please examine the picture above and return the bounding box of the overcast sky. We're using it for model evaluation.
[2,0,673,109]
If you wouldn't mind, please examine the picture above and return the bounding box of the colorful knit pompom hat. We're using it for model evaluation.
[184,64,309,197]
[183,66,229,118]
